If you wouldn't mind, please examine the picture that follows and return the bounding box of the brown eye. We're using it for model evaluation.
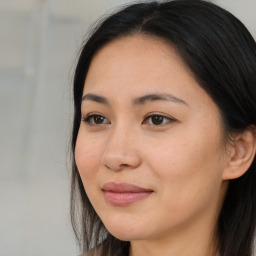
[82,114,110,125]
[143,114,174,126]
[93,115,105,124]
[151,116,164,125]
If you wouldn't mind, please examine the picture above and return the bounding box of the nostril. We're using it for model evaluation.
[101,145,142,171]
[105,163,130,170]
[120,164,130,168]
[105,164,111,169]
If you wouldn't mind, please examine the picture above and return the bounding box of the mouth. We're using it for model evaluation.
[102,182,154,206]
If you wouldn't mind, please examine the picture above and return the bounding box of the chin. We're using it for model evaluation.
[97,206,157,241]
[108,229,143,242]
[103,219,145,241]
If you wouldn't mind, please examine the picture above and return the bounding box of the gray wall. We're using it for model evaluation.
[0,0,255,255]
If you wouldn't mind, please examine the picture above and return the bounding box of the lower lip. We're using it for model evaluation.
[103,191,153,206]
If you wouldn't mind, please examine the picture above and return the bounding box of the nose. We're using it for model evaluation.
[101,126,142,172]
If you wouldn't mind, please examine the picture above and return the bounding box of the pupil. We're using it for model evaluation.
[94,116,104,124]
[152,116,163,125]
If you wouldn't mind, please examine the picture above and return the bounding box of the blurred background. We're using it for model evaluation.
[0,0,255,255]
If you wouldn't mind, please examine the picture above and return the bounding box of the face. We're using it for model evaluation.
[75,35,229,243]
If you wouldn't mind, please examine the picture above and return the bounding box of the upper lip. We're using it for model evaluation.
[102,182,153,193]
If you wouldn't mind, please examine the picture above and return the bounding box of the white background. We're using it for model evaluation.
[0,0,255,255]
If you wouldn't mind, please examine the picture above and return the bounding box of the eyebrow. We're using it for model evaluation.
[81,93,188,106]
[133,93,188,106]
[82,93,108,104]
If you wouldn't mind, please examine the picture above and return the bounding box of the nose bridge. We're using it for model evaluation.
[101,121,141,171]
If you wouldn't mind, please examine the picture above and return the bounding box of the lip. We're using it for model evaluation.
[102,182,153,206]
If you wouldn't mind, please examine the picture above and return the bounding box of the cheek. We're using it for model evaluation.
[74,129,103,180]
[147,126,224,201]
[74,129,107,211]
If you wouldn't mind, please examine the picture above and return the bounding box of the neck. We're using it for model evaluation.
[129,211,219,256]
[129,233,218,256]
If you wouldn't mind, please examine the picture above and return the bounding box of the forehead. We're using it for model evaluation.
[83,34,216,112]
[85,34,191,86]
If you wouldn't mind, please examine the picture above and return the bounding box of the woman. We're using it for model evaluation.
[70,1,256,255]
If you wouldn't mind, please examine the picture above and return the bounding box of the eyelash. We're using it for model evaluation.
[81,113,110,126]
[81,112,175,127]
[144,113,175,126]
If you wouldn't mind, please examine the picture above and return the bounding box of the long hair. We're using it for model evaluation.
[70,1,256,255]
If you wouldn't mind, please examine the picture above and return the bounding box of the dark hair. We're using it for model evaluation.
[70,1,256,255]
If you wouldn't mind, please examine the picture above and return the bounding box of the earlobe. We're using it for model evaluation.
[222,127,256,180]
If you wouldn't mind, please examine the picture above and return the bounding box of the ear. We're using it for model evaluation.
[222,127,256,180]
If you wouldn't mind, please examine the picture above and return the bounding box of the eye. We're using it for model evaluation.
[81,114,110,126]
[143,114,175,126]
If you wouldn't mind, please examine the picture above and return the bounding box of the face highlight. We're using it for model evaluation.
[75,35,229,250]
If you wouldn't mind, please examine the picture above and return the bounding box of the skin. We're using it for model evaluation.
[75,35,233,256]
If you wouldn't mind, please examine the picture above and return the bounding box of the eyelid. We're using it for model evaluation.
[142,112,176,126]
[81,111,176,127]
[81,112,110,126]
